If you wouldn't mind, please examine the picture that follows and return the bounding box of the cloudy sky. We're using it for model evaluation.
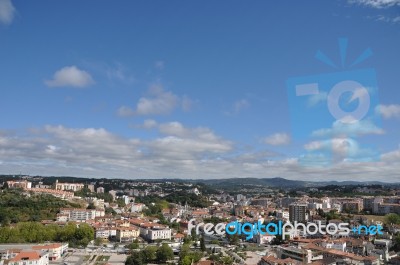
[0,0,399,181]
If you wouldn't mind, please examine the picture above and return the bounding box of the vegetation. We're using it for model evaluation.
[179,242,202,265]
[126,239,140,251]
[156,244,174,263]
[136,191,210,209]
[384,213,400,225]
[0,189,80,225]
[208,253,233,265]
[0,222,94,247]
[74,187,114,202]
[125,244,174,265]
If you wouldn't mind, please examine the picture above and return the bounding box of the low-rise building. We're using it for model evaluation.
[139,223,171,242]
[116,227,140,242]
[8,251,49,265]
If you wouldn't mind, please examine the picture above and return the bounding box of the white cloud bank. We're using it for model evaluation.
[349,0,400,8]
[45,66,94,88]
[0,124,399,181]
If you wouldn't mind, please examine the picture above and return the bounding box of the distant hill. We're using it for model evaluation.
[189,177,400,189]
[1,174,399,188]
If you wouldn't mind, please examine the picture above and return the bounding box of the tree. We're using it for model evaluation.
[125,251,144,265]
[156,243,174,263]
[385,213,400,225]
[87,203,96,209]
[75,223,94,247]
[221,256,234,265]
[127,239,139,250]
[227,233,240,245]
[180,256,192,265]
[200,236,206,252]
[142,246,157,262]
[116,198,126,208]
[94,238,103,246]
[179,243,203,265]
[392,234,400,251]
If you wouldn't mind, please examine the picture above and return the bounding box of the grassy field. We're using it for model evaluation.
[354,214,386,223]
[95,255,111,265]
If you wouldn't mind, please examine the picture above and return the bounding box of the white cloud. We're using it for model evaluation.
[381,146,400,162]
[376,104,400,119]
[349,0,400,8]
[263,133,291,146]
[142,119,158,129]
[117,106,135,117]
[117,84,192,117]
[0,0,15,25]
[312,119,384,138]
[45,66,94,88]
[135,84,178,115]
[0,125,399,181]
[305,138,357,155]
[375,15,400,23]
[106,63,135,85]
[303,137,380,164]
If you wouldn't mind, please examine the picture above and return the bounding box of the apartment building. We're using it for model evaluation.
[289,203,307,223]
[54,180,84,192]
[59,208,105,221]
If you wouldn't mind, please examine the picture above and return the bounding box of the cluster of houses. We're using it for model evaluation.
[3,179,400,264]
[0,243,68,265]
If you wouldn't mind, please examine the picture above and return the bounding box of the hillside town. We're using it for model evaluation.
[1,176,400,265]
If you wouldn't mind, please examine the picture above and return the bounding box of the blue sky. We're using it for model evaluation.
[0,0,399,181]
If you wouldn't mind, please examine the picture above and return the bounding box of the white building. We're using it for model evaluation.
[32,243,68,261]
[85,197,105,209]
[276,210,290,220]
[131,203,145,213]
[8,251,49,265]
[139,223,171,242]
[95,227,111,239]
[54,180,84,192]
[59,208,104,221]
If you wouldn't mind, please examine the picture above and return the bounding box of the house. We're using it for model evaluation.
[31,243,68,261]
[8,251,49,265]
